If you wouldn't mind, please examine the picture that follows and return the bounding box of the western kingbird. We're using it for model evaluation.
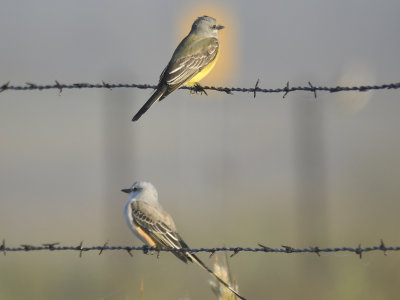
[122,181,245,300]
[132,16,224,121]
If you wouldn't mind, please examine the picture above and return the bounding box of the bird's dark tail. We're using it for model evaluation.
[132,86,167,121]
[187,252,246,300]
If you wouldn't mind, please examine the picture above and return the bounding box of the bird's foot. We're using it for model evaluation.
[142,245,159,256]
[190,83,208,96]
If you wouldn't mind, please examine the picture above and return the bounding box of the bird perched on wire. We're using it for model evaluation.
[132,16,224,121]
[122,181,245,299]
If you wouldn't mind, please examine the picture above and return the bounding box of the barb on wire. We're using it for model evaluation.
[1,240,399,259]
[253,79,260,98]
[308,81,317,98]
[283,81,290,98]
[1,80,399,97]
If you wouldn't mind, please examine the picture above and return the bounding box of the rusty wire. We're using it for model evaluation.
[1,80,399,98]
[1,239,397,259]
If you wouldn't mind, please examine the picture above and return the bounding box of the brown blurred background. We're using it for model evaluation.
[1,0,400,299]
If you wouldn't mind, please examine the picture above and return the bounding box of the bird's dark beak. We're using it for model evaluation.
[217,25,224,30]
[121,189,131,194]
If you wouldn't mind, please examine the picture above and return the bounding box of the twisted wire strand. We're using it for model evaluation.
[1,81,399,97]
[1,240,397,258]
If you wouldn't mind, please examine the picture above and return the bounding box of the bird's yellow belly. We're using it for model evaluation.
[184,49,220,87]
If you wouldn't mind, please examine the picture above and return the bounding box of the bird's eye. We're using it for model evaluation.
[211,25,217,29]
[132,187,138,191]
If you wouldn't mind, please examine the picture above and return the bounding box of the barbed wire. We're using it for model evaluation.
[1,80,399,98]
[1,239,398,259]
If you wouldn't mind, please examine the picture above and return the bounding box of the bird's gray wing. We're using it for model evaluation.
[160,36,219,96]
[131,201,191,263]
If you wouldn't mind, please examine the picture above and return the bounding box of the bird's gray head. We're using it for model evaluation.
[190,16,224,37]
[121,181,159,205]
